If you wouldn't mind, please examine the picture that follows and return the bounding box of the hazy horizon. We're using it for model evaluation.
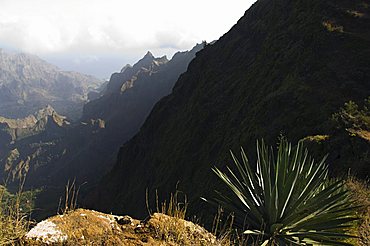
[0,0,256,79]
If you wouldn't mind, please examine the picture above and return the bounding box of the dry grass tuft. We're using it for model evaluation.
[57,179,81,215]
[346,177,370,246]
[0,180,33,245]
[148,213,220,245]
[158,190,188,220]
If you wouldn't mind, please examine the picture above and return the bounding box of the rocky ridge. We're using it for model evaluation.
[105,51,169,95]
[0,105,69,142]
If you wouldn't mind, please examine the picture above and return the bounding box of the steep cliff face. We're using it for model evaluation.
[0,50,101,119]
[90,0,370,218]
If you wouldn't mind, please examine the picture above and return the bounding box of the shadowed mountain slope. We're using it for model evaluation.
[89,0,370,218]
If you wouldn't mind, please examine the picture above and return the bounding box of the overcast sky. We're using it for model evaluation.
[0,0,256,78]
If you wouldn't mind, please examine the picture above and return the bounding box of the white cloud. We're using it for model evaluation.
[0,0,256,77]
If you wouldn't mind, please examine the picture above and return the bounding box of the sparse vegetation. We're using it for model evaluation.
[58,179,81,215]
[0,183,35,245]
[302,134,330,143]
[210,139,358,245]
[345,177,370,246]
[146,187,188,219]
[145,189,196,244]
[332,97,370,133]
[157,189,188,220]
[322,20,344,32]
[211,206,234,243]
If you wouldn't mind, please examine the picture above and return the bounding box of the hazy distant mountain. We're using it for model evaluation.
[89,0,370,219]
[0,49,102,119]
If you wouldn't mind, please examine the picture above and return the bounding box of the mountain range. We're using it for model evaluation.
[87,0,370,219]
[0,44,203,218]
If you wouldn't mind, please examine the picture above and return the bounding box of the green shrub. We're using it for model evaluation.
[211,139,358,245]
[332,97,370,131]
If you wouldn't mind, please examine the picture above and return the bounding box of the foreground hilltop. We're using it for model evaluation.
[23,209,221,245]
[89,0,370,218]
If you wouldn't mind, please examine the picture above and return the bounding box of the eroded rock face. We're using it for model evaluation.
[24,209,222,245]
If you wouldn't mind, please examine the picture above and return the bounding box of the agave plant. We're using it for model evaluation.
[211,139,357,245]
